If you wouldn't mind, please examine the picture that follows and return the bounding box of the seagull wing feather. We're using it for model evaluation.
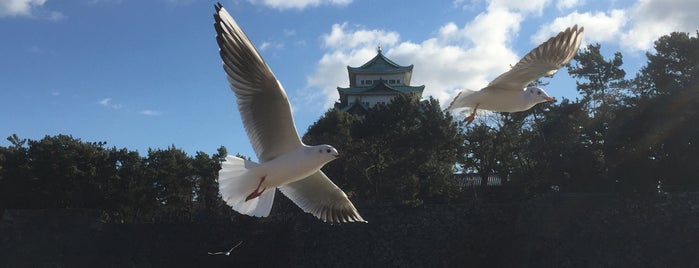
[484,25,585,92]
[214,5,303,162]
[279,171,366,224]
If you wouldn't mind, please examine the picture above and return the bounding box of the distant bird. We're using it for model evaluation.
[208,241,243,256]
[446,25,584,123]
[213,4,365,224]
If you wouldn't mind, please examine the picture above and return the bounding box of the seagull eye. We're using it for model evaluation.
[537,91,541,95]
[326,149,331,153]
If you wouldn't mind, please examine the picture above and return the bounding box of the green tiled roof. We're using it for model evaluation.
[348,52,413,73]
[338,81,424,95]
[338,100,370,113]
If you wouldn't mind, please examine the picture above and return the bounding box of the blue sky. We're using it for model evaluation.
[1,0,697,159]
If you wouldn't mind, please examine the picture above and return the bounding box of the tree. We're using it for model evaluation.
[648,32,699,190]
[635,31,699,97]
[0,134,249,222]
[565,43,628,188]
[303,95,466,205]
[191,146,230,220]
[608,31,699,192]
[0,134,31,209]
[527,99,609,192]
[23,135,117,209]
[145,146,195,222]
[302,108,364,200]
[7,134,27,148]
[462,123,499,188]
[567,43,627,117]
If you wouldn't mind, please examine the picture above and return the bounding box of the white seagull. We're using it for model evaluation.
[213,4,365,224]
[446,25,584,123]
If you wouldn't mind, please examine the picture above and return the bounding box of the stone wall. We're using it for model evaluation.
[2,193,698,267]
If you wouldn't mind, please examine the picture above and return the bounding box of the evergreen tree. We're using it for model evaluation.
[303,95,465,205]
[145,146,195,222]
[609,31,699,192]
[567,43,627,117]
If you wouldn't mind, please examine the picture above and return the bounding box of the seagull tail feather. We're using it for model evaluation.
[446,89,477,111]
[218,156,275,217]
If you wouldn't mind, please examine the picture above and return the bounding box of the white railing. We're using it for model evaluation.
[453,173,503,187]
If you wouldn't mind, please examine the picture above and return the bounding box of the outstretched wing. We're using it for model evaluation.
[279,171,366,224]
[214,4,303,162]
[484,25,584,92]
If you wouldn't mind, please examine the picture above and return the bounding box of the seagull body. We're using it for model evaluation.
[451,88,543,113]
[447,25,584,123]
[213,4,364,224]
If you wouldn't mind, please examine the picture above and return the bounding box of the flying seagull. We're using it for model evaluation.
[213,4,365,224]
[446,25,584,123]
[207,241,243,256]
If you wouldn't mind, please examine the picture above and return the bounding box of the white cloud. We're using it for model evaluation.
[0,0,63,20]
[556,0,581,11]
[532,10,627,45]
[247,0,351,10]
[537,0,698,52]
[139,110,162,116]
[259,42,272,51]
[454,0,550,14]
[0,0,44,16]
[452,0,481,10]
[489,0,551,15]
[98,98,123,109]
[322,22,399,51]
[460,4,523,47]
[620,0,699,51]
[165,0,194,5]
[304,45,381,107]
[98,98,160,115]
[259,41,283,51]
[306,3,524,109]
[45,10,63,21]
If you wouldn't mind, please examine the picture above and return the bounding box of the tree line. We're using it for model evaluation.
[1,31,697,222]
[0,135,233,223]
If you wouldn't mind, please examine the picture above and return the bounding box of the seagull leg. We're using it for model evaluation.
[245,176,266,201]
[465,104,479,124]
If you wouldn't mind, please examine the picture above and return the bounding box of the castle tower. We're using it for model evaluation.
[334,46,425,114]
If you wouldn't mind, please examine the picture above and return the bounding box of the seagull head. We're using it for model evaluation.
[525,86,556,104]
[313,144,340,161]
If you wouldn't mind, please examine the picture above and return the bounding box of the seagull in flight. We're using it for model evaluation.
[446,25,584,123]
[213,3,365,224]
[208,241,243,256]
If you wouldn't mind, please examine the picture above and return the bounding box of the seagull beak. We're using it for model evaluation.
[544,96,556,102]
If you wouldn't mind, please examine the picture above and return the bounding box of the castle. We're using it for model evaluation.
[334,46,425,114]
